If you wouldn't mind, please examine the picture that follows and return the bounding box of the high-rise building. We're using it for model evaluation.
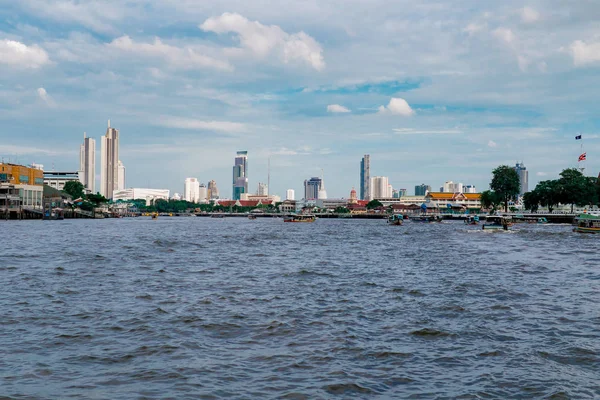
[184,177,200,202]
[257,182,268,196]
[371,176,391,199]
[318,172,327,200]
[286,189,295,201]
[360,155,371,201]
[415,184,431,196]
[442,181,463,193]
[464,185,477,193]
[304,177,322,200]
[79,132,95,193]
[117,160,125,190]
[232,151,248,200]
[514,162,528,195]
[208,180,219,199]
[198,183,208,203]
[399,188,407,197]
[100,120,120,199]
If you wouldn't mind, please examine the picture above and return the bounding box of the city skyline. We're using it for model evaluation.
[1,2,599,198]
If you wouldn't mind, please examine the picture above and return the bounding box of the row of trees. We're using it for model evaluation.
[62,181,108,211]
[481,165,599,213]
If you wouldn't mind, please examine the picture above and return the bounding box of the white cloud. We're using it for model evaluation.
[154,116,245,132]
[0,39,50,68]
[36,87,55,107]
[536,172,547,176]
[378,98,415,116]
[200,13,325,71]
[570,40,600,66]
[393,128,462,135]
[327,104,350,113]
[107,36,233,71]
[464,23,486,36]
[520,7,540,23]
[487,139,497,148]
[493,28,515,45]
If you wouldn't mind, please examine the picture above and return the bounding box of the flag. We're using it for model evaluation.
[578,153,586,162]
[575,135,582,140]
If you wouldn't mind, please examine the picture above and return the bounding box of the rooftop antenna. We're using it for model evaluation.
[108,119,111,128]
[84,131,87,139]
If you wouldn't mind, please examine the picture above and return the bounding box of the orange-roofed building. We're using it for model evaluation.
[425,192,481,211]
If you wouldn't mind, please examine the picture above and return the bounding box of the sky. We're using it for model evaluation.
[1,0,599,198]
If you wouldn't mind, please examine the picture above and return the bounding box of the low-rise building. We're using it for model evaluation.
[43,171,84,192]
[0,163,44,210]
[425,192,481,211]
[113,188,170,206]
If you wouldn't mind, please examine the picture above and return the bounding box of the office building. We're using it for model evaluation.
[442,181,463,193]
[318,173,327,200]
[415,184,431,196]
[184,177,200,202]
[208,180,219,199]
[464,185,477,194]
[117,160,125,190]
[371,176,391,199]
[360,155,370,201]
[514,162,528,195]
[100,120,120,199]
[0,163,44,209]
[257,182,268,196]
[198,183,208,203]
[79,133,96,193]
[304,177,322,200]
[286,189,295,201]
[44,171,83,192]
[232,151,248,200]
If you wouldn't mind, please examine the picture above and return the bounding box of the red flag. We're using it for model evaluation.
[578,153,586,162]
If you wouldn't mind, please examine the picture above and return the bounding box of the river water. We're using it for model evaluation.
[1,218,599,399]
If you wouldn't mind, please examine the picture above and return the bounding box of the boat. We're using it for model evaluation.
[248,214,257,220]
[482,216,510,230]
[283,214,316,223]
[388,214,403,225]
[537,217,548,224]
[465,215,479,225]
[573,214,600,234]
[410,214,443,223]
[211,213,225,218]
[151,213,158,220]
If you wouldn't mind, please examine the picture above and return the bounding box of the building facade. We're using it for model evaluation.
[79,133,96,193]
[286,189,295,201]
[0,163,44,209]
[360,154,371,201]
[43,171,83,192]
[304,177,322,200]
[100,120,120,199]
[514,162,528,195]
[441,181,463,193]
[371,176,391,199]
[415,184,431,196]
[117,160,125,191]
[184,177,200,202]
[232,151,248,200]
[112,188,170,205]
[208,180,219,199]
[198,183,208,203]
[257,182,268,196]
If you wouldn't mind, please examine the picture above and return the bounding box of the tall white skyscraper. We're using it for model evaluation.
[257,182,268,196]
[100,120,119,199]
[286,189,295,200]
[370,176,391,199]
[117,160,125,190]
[184,178,200,202]
[79,132,95,193]
[198,183,208,203]
[360,155,371,201]
[514,162,528,195]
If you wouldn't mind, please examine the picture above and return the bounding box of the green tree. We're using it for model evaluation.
[536,180,560,213]
[63,180,85,199]
[366,199,383,209]
[480,190,500,212]
[490,165,520,212]
[522,191,540,212]
[334,206,350,214]
[558,168,597,212]
[86,193,108,205]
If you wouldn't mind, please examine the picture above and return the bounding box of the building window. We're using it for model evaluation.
[34,178,44,185]
[20,175,30,183]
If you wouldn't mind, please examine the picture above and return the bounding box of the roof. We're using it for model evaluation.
[427,192,481,201]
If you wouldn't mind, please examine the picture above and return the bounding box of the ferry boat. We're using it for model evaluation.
[211,213,225,218]
[537,217,548,224]
[410,215,443,223]
[248,214,257,220]
[388,214,403,226]
[283,214,316,223]
[482,216,510,230]
[573,214,600,234]
[465,215,479,225]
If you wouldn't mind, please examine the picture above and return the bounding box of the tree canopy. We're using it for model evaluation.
[63,180,85,199]
[490,165,520,212]
[366,199,383,209]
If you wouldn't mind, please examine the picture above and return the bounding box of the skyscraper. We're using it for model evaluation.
[514,162,528,195]
[117,160,125,190]
[79,132,95,194]
[286,189,295,200]
[100,120,119,199]
[184,177,200,202]
[208,180,219,199]
[371,176,391,199]
[304,177,321,200]
[257,182,268,196]
[415,184,431,196]
[198,183,208,203]
[232,151,248,200]
[360,155,370,201]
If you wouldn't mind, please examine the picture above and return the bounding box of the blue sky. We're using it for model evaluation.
[1,0,600,198]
